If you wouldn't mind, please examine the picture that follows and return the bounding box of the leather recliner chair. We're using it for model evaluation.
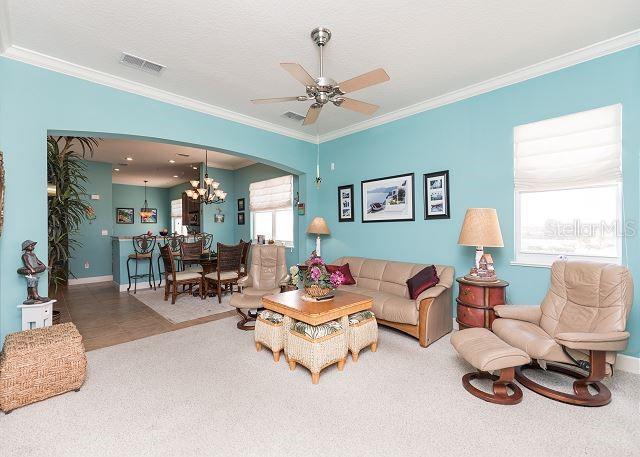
[229,244,290,330]
[492,259,633,406]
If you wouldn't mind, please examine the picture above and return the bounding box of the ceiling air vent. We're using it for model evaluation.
[282,111,305,122]
[120,52,165,75]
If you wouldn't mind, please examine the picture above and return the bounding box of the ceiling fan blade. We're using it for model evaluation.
[337,97,380,116]
[337,68,390,94]
[302,104,322,125]
[251,96,302,104]
[280,63,316,86]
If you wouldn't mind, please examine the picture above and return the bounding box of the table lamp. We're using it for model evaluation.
[306,217,330,256]
[457,208,504,281]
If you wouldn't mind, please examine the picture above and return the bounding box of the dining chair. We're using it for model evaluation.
[127,234,157,293]
[204,242,243,303]
[196,232,214,255]
[157,233,185,286]
[159,244,203,304]
[181,239,205,274]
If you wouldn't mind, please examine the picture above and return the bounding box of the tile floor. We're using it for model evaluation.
[53,282,236,351]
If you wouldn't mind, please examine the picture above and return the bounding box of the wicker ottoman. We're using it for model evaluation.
[284,316,348,385]
[347,311,378,362]
[0,322,87,413]
[255,310,285,362]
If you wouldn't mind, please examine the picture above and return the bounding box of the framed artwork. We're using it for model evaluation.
[424,170,450,219]
[237,198,245,211]
[338,184,354,222]
[237,212,245,225]
[214,213,225,223]
[361,173,415,223]
[116,208,134,224]
[297,202,305,216]
[141,208,158,224]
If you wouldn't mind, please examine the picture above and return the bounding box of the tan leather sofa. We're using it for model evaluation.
[332,256,454,347]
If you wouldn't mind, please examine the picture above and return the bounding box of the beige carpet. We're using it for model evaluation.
[133,288,234,323]
[1,320,638,457]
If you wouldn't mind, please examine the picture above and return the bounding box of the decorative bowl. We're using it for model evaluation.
[304,285,332,298]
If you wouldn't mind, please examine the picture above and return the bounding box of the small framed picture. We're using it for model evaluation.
[141,208,158,223]
[116,208,134,224]
[297,202,305,216]
[424,170,450,219]
[237,198,245,211]
[237,212,245,225]
[338,184,354,222]
[214,213,225,223]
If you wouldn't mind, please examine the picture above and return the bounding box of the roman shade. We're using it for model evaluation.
[249,175,293,212]
[171,199,182,218]
[514,104,622,192]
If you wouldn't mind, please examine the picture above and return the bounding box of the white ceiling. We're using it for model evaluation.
[87,138,254,188]
[3,1,640,139]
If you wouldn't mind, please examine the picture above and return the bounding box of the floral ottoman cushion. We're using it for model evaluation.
[348,310,375,325]
[258,310,284,324]
[291,320,342,340]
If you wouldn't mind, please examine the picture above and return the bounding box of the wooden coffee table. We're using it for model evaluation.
[261,289,374,384]
[262,289,373,326]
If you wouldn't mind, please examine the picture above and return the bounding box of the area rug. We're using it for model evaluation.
[1,321,637,457]
[132,288,234,323]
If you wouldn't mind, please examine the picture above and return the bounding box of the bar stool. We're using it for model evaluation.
[127,234,157,293]
[157,233,184,286]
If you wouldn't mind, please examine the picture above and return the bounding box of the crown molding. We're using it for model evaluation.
[319,29,640,143]
[1,45,317,144]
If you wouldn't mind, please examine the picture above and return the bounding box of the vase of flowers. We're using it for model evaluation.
[295,252,344,299]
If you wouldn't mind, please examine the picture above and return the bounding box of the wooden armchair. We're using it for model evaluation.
[159,244,203,304]
[204,242,243,303]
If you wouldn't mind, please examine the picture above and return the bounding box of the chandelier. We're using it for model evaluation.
[184,149,227,205]
[139,180,153,218]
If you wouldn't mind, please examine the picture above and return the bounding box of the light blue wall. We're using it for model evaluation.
[233,163,301,266]
[201,166,236,245]
[0,56,317,339]
[318,46,640,357]
[68,160,113,279]
[112,184,170,237]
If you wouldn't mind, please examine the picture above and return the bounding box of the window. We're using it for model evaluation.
[170,199,187,236]
[249,175,294,246]
[514,104,622,266]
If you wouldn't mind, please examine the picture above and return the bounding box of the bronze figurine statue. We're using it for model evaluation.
[16,240,50,304]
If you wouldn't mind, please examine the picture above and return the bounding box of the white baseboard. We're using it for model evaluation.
[450,318,639,375]
[68,275,113,285]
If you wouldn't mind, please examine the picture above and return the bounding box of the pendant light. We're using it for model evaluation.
[139,180,153,218]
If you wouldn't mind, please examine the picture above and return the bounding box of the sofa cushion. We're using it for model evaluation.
[341,285,419,325]
[406,265,439,299]
[326,263,356,285]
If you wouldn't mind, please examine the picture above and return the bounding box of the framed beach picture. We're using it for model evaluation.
[237,198,245,211]
[116,208,134,224]
[338,184,354,222]
[237,212,245,225]
[141,208,158,223]
[424,170,450,219]
[361,173,415,223]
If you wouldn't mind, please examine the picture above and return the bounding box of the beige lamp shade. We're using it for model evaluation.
[307,217,330,235]
[457,208,504,247]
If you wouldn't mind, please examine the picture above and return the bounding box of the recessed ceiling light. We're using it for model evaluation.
[114,168,120,172]
[192,166,198,170]
[173,175,179,178]
[169,159,175,163]
[126,157,133,161]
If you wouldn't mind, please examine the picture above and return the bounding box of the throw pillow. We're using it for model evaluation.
[406,265,439,300]
[326,263,356,285]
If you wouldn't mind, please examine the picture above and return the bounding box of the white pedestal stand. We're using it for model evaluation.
[18,300,56,331]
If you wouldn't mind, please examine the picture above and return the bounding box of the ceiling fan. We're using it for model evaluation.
[251,27,390,126]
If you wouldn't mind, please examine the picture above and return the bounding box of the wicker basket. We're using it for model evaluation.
[255,313,285,362]
[348,316,378,362]
[304,284,332,298]
[284,315,348,384]
[0,322,87,413]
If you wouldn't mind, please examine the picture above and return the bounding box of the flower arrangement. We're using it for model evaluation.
[294,252,344,298]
